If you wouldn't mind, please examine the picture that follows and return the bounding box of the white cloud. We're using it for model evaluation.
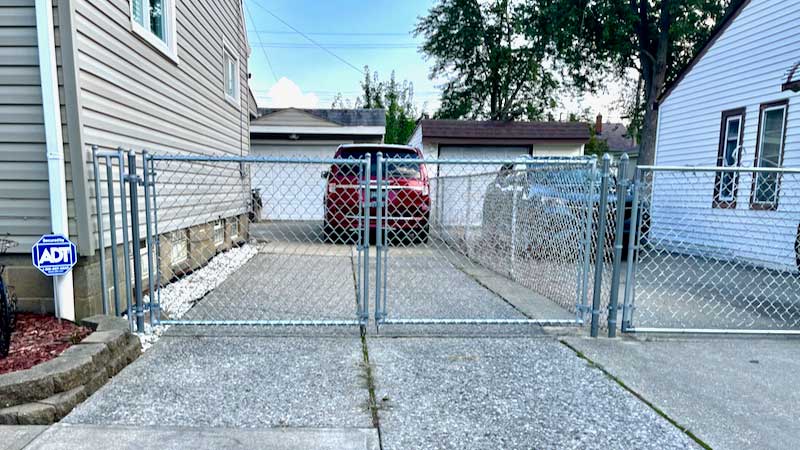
[262,77,319,109]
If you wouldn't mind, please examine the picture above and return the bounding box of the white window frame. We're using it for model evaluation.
[231,218,240,241]
[213,220,225,246]
[130,0,179,63]
[752,103,788,208]
[170,231,188,266]
[223,44,240,105]
[717,115,742,202]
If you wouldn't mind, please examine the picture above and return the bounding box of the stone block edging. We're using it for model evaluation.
[0,315,141,425]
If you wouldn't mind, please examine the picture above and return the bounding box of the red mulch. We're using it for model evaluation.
[0,313,92,375]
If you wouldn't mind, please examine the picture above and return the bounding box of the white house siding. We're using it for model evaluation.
[654,0,800,271]
[0,0,81,253]
[73,0,251,244]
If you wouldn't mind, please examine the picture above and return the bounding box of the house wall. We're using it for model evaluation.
[654,0,800,271]
[74,0,251,245]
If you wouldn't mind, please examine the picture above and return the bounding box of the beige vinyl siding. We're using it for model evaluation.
[74,0,250,246]
[0,0,78,253]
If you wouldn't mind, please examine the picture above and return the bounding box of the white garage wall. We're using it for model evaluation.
[250,141,351,221]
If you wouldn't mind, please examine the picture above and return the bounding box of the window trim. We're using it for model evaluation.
[170,231,188,266]
[213,220,225,246]
[223,44,240,105]
[230,218,240,241]
[712,108,745,209]
[130,0,179,63]
[750,100,789,211]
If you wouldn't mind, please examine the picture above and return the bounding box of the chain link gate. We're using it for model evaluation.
[141,154,372,329]
[372,154,605,328]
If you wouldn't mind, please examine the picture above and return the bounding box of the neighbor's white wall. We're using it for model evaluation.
[654,0,800,270]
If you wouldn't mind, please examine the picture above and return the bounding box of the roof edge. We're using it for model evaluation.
[658,0,752,106]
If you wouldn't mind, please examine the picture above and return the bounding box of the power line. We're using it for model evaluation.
[244,2,278,82]
[248,1,364,75]
[250,29,411,37]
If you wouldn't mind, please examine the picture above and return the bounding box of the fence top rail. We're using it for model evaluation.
[382,157,597,166]
[145,154,367,165]
[637,165,800,174]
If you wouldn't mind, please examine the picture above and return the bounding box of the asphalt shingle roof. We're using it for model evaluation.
[419,119,590,141]
[256,108,386,127]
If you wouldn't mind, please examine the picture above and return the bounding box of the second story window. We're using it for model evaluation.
[224,47,239,104]
[751,100,788,210]
[131,0,177,61]
[713,108,744,208]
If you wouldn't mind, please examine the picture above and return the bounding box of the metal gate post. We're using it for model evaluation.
[607,154,629,337]
[621,168,642,332]
[141,151,159,326]
[374,153,384,324]
[590,154,611,337]
[361,155,371,326]
[116,148,135,331]
[578,159,597,322]
[91,146,109,315]
[126,151,145,333]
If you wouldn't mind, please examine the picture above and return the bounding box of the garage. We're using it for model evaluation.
[249,108,386,221]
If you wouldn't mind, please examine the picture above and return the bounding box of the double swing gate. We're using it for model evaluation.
[92,146,800,336]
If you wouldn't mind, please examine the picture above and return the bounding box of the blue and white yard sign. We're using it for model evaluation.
[32,234,77,277]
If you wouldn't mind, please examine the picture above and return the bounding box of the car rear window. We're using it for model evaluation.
[335,148,421,179]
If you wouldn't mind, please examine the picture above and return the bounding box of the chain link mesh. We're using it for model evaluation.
[377,158,603,325]
[627,168,800,331]
[149,156,369,325]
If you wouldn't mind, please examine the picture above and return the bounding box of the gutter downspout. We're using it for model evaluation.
[35,0,75,321]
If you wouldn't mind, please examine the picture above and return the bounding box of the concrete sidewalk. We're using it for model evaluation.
[1,424,379,450]
[563,336,800,450]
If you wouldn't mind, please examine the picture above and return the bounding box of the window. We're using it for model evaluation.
[213,220,225,246]
[223,47,239,103]
[751,100,788,209]
[131,0,177,61]
[231,219,240,241]
[713,108,745,208]
[171,232,188,265]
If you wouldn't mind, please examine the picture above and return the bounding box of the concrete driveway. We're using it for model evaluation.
[564,335,800,450]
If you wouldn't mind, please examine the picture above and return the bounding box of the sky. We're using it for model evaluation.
[243,0,625,122]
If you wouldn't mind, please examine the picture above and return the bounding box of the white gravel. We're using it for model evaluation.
[135,244,258,350]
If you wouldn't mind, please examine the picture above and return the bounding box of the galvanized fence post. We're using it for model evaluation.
[577,158,597,323]
[117,148,134,331]
[607,154,629,337]
[127,151,145,333]
[361,154,371,327]
[374,153,384,325]
[91,146,109,315]
[590,154,611,337]
[141,150,158,327]
[621,168,642,332]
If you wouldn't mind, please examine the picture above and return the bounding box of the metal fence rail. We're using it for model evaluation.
[622,165,800,334]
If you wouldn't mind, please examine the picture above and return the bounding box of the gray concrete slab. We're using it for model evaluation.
[0,426,47,450]
[368,337,697,450]
[24,424,379,450]
[64,336,372,429]
[563,336,800,450]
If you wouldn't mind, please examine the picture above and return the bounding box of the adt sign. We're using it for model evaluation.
[32,235,77,277]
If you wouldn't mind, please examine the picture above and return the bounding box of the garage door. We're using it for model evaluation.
[250,143,342,221]
[436,146,530,226]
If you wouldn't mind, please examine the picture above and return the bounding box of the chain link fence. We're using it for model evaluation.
[623,166,800,333]
[374,156,608,327]
[145,155,371,327]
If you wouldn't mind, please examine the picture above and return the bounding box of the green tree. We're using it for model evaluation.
[520,0,733,164]
[415,0,556,121]
[336,67,418,145]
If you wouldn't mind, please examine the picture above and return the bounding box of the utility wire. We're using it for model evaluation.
[244,2,278,83]
[249,0,364,75]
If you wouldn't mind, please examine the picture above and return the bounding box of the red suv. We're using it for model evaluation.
[323,145,430,243]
